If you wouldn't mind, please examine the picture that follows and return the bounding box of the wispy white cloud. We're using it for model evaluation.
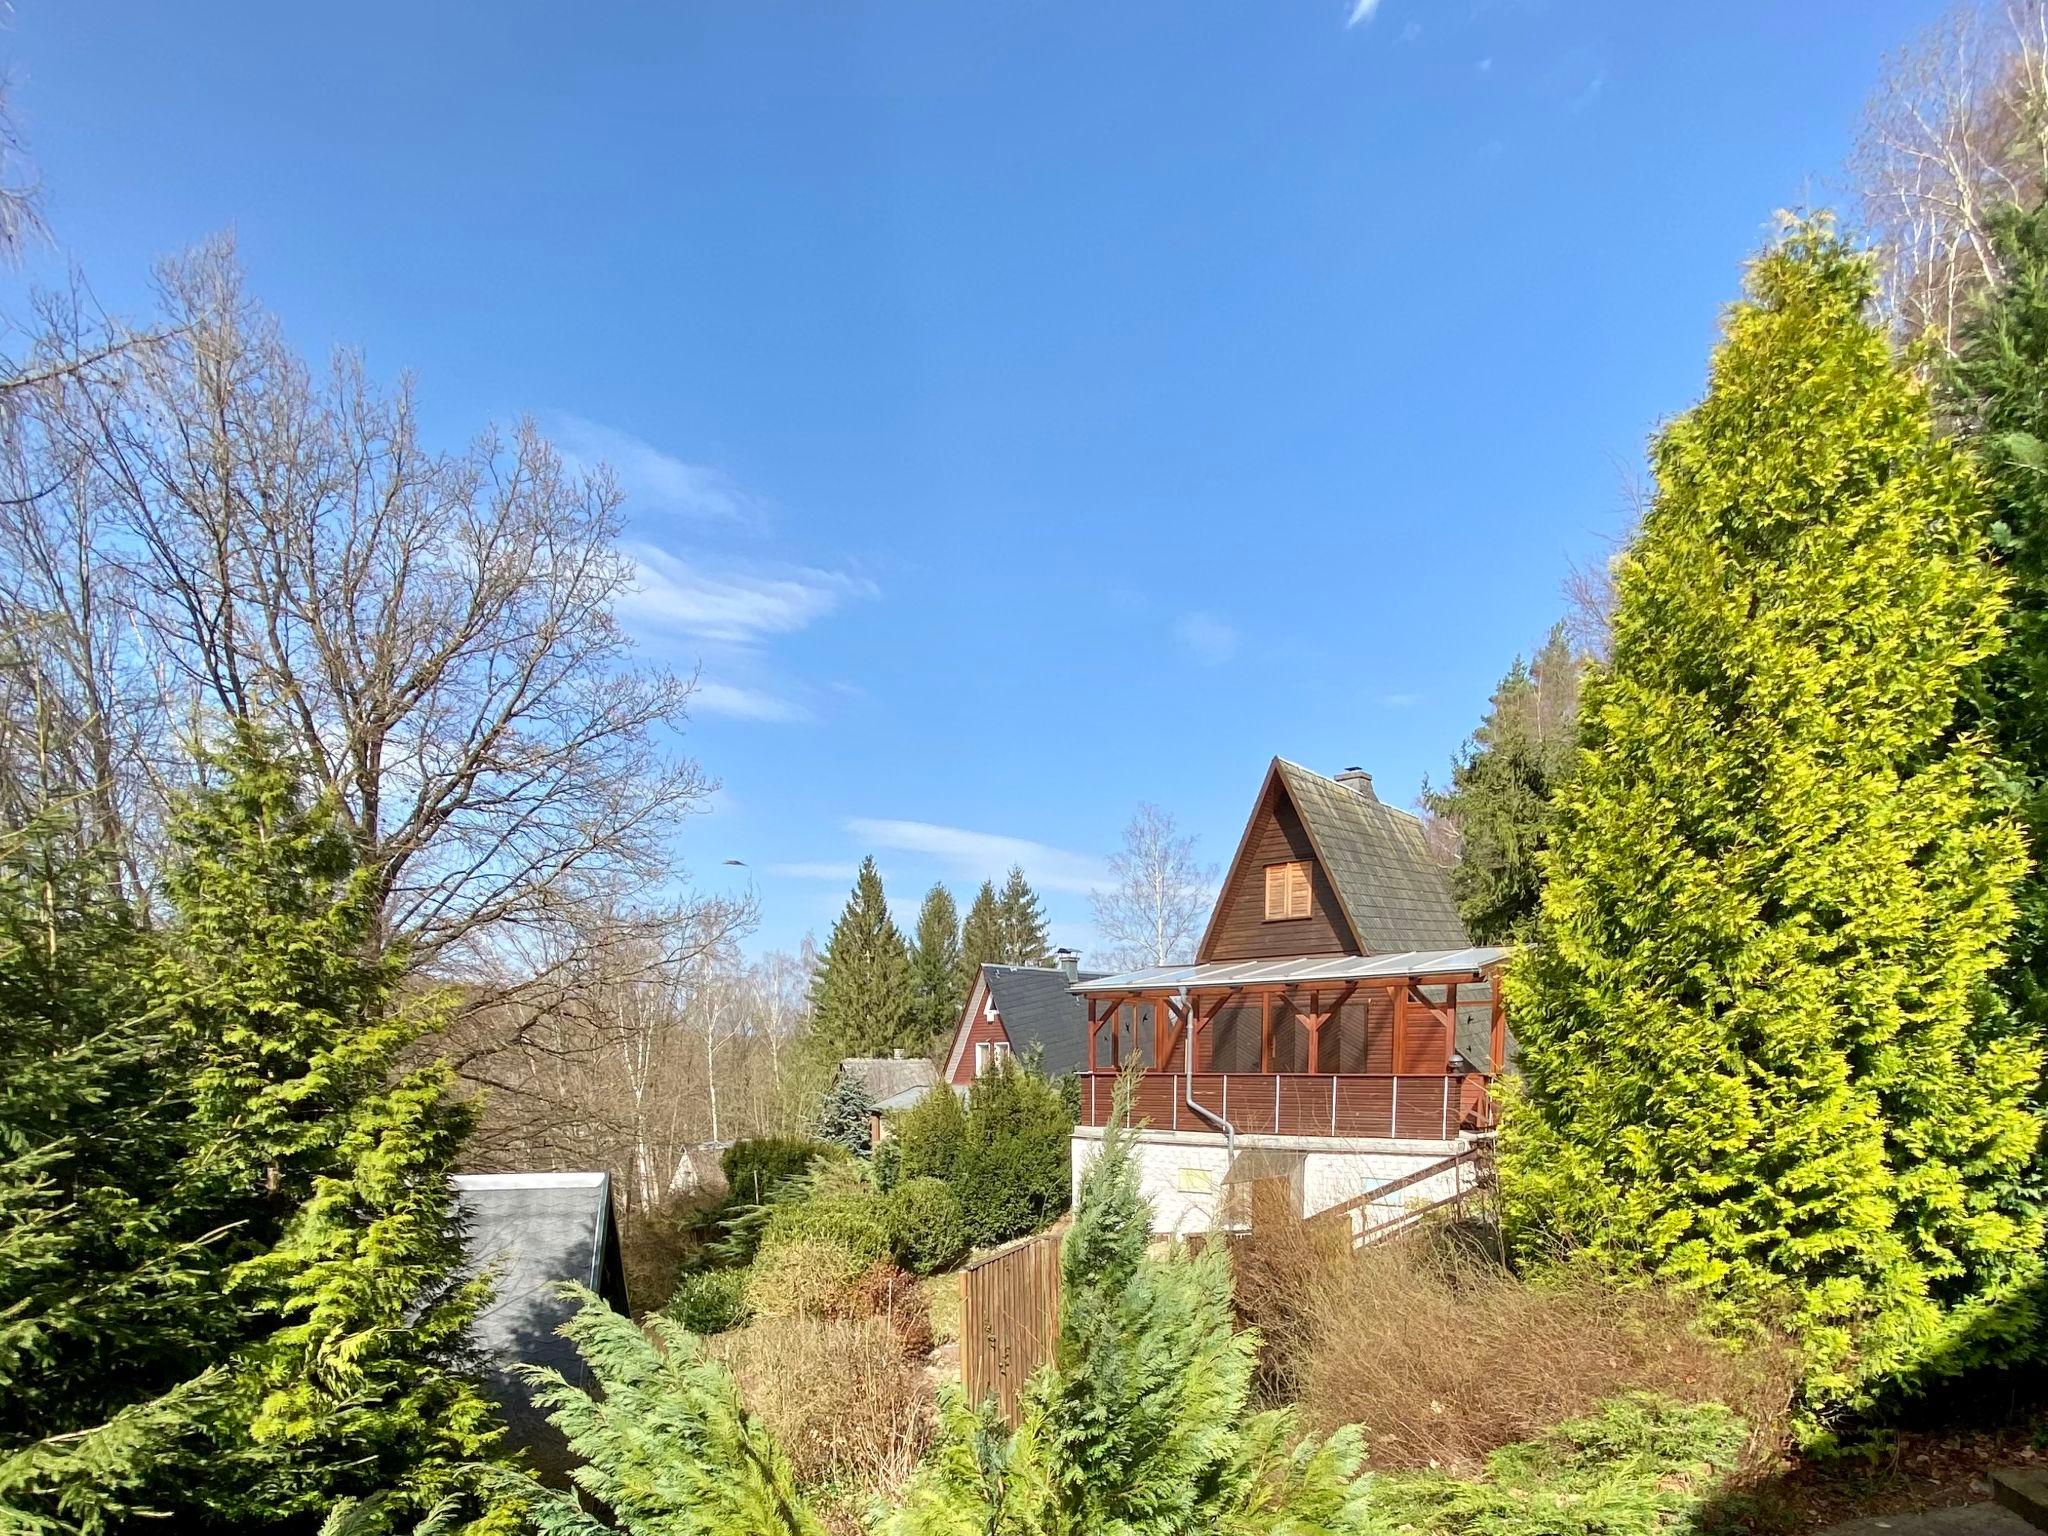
[1172,611,1239,665]
[1475,56,1494,73]
[693,680,811,724]
[1399,19,1422,41]
[847,818,1108,895]
[1377,691,1421,709]
[767,860,860,882]
[1344,0,1384,26]
[552,415,765,525]
[621,545,878,644]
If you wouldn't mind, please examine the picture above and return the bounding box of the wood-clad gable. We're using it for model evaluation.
[1199,769,1359,962]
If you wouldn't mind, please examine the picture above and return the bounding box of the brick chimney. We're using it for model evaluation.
[1335,766,1377,802]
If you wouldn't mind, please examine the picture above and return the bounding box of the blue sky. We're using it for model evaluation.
[9,1,1940,956]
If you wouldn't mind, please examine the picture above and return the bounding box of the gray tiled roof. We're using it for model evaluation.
[839,1056,939,1103]
[983,963,1105,1077]
[455,1171,630,1475]
[1274,759,1469,954]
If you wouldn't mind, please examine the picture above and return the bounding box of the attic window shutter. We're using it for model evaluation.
[1265,861,1312,921]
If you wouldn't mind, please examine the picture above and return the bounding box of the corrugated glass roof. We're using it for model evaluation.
[1071,946,1510,993]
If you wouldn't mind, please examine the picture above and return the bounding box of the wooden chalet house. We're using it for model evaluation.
[1070,758,1507,1235]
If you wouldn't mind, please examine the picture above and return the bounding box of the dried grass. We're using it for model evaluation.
[712,1313,934,1501]
[1232,1211,1797,1476]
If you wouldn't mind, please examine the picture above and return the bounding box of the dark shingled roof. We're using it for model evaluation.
[1272,759,1469,954]
[983,963,1105,1076]
[456,1171,630,1476]
[839,1055,938,1104]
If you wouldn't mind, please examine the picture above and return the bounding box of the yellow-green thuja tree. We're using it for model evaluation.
[1499,218,2043,1410]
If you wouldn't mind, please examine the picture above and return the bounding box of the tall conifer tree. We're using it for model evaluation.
[808,855,914,1057]
[959,880,1003,981]
[993,865,1052,967]
[1424,625,1584,943]
[1500,219,2041,1406]
[906,883,965,1047]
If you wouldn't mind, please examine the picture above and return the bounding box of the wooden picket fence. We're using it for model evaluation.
[958,1220,1065,1423]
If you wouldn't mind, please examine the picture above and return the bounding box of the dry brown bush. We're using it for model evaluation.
[848,1261,935,1359]
[1232,1211,1796,1475]
[712,1314,933,1503]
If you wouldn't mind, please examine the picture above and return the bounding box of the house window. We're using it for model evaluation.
[1264,861,1311,921]
[974,1039,1012,1076]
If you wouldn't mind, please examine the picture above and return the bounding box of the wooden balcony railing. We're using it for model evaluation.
[1078,1071,1496,1142]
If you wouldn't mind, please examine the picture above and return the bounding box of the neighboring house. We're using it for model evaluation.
[838,1053,940,1146]
[456,1171,631,1478]
[1069,758,1509,1237]
[942,952,1105,1085]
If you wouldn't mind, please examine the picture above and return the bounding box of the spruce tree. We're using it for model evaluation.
[807,856,913,1057]
[1500,219,2040,1408]
[816,1070,875,1156]
[959,879,1003,981]
[906,882,965,1047]
[1424,624,1584,942]
[993,865,1052,967]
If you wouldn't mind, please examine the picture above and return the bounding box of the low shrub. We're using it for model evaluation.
[720,1135,832,1208]
[761,1192,889,1268]
[954,1058,1071,1247]
[1233,1211,1796,1473]
[745,1235,874,1321]
[884,1176,969,1275]
[1369,1393,1746,1536]
[847,1260,934,1359]
[665,1267,753,1336]
[891,1083,968,1184]
[710,1313,932,1498]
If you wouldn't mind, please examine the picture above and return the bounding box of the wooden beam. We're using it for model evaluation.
[1259,989,1273,1073]
[1086,998,1103,1072]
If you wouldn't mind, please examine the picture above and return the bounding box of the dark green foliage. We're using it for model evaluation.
[954,1058,1072,1248]
[885,1178,970,1275]
[0,819,201,1504]
[994,865,1052,967]
[1947,198,2048,1080]
[1501,220,2040,1410]
[807,856,915,1058]
[816,1069,875,1156]
[1368,1394,1745,1536]
[1424,625,1585,943]
[664,1269,753,1337]
[959,880,1003,979]
[907,883,967,1046]
[718,1136,830,1210]
[760,1193,890,1269]
[891,1083,969,1186]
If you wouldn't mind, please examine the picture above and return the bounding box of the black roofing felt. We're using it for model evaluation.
[456,1171,629,1477]
[983,963,1104,1076]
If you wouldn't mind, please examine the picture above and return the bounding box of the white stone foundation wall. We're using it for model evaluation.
[1069,1125,1474,1240]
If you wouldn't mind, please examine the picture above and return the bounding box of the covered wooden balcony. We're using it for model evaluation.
[1074,948,1507,1143]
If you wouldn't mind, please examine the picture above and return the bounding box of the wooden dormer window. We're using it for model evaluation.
[1264,861,1311,921]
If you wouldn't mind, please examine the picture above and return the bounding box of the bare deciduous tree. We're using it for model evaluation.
[1089,803,1216,971]
[1855,0,2048,350]
[0,241,708,968]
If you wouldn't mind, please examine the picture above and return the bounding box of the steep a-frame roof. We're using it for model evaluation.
[1198,758,1468,960]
